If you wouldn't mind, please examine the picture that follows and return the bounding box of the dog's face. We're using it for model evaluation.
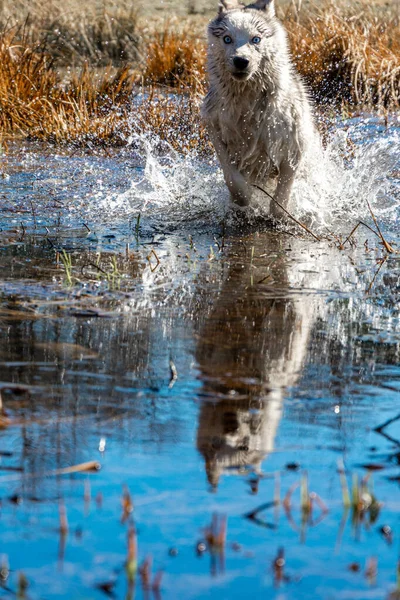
[196,399,273,487]
[209,0,277,82]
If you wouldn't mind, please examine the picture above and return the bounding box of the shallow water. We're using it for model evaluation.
[0,116,399,599]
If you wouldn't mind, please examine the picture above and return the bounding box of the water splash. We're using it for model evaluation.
[292,116,400,233]
[92,133,229,231]
[1,115,398,241]
[90,114,399,238]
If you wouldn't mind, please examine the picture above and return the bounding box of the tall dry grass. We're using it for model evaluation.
[0,26,210,153]
[141,28,205,90]
[0,0,140,65]
[0,1,399,148]
[285,4,400,107]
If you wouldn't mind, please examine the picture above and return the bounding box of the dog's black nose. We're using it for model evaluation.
[233,56,249,71]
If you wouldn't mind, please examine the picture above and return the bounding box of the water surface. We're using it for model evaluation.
[0,118,399,599]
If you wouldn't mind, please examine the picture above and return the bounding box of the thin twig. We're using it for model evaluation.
[339,222,361,249]
[366,256,388,295]
[253,184,321,241]
[358,221,382,239]
[19,222,26,241]
[29,199,37,229]
[81,261,108,276]
[365,198,396,253]
[337,458,350,508]
[147,248,160,272]
[0,460,101,482]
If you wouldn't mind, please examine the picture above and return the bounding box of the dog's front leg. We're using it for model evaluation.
[225,169,253,207]
[271,161,296,219]
[208,127,252,207]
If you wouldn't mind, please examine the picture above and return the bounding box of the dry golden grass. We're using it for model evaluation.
[0,1,399,149]
[141,27,206,90]
[286,5,400,107]
[0,28,129,140]
[0,27,210,153]
[0,0,140,65]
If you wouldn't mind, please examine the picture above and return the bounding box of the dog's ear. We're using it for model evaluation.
[218,0,244,14]
[247,0,275,16]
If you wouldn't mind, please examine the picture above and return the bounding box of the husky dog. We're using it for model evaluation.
[202,0,317,217]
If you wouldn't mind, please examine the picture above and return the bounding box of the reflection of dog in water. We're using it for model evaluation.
[202,0,317,217]
[197,397,282,487]
[196,236,319,487]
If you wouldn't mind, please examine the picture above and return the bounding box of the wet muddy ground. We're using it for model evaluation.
[0,121,399,599]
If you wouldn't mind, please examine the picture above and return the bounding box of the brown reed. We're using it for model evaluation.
[141,27,206,90]
[0,0,140,66]
[0,27,210,152]
[285,4,400,108]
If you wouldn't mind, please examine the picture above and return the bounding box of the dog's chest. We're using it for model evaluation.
[217,100,282,181]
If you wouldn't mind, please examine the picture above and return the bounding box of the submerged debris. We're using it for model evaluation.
[0,556,9,582]
[379,525,393,545]
[95,580,116,597]
[59,502,68,535]
[204,513,227,551]
[244,501,277,529]
[365,556,378,585]
[17,572,29,599]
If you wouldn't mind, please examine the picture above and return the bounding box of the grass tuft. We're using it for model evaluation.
[141,27,206,90]
[285,5,400,108]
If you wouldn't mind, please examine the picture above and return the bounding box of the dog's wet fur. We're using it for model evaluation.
[202,0,318,218]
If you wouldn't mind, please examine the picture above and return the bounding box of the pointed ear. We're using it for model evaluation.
[247,0,275,16]
[218,0,244,14]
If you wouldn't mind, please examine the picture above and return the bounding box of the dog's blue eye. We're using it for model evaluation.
[251,36,261,44]
[223,35,232,44]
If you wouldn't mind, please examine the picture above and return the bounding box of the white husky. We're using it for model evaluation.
[202,0,317,218]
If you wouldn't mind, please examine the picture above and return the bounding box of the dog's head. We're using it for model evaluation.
[208,0,280,82]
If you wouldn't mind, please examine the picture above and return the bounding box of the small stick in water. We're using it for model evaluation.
[253,184,321,242]
[126,526,138,583]
[121,485,134,523]
[54,461,101,476]
[366,256,388,295]
[365,198,396,253]
[339,222,361,249]
[0,460,101,483]
[337,458,350,508]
